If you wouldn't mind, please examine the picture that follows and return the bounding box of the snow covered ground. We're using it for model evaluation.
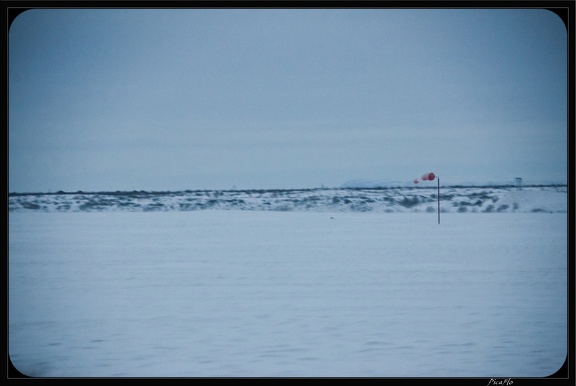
[8,185,568,214]
[9,208,567,377]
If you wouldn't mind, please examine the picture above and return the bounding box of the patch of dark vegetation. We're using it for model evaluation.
[358,196,375,203]
[144,202,165,211]
[22,202,42,210]
[468,191,491,200]
[224,199,245,207]
[398,196,419,208]
[350,204,373,212]
[274,204,293,211]
[117,201,139,208]
[178,203,196,211]
[483,205,494,213]
[8,185,566,213]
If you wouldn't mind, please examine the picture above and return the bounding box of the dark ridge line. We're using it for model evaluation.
[8,184,567,197]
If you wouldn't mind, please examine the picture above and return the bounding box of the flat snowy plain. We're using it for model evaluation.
[9,208,567,377]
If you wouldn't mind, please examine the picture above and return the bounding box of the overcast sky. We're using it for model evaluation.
[9,8,567,192]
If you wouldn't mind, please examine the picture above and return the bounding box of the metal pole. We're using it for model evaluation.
[437,177,440,224]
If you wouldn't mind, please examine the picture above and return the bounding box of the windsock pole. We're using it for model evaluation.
[413,172,440,224]
[437,177,440,224]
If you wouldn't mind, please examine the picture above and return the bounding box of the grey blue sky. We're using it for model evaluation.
[9,8,567,192]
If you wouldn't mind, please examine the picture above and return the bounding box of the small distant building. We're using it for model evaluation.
[515,177,523,190]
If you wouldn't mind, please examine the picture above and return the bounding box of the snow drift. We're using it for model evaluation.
[8,185,567,214]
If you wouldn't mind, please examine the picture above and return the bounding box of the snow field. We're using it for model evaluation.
[9,211,567,377]
[8,185,567,214]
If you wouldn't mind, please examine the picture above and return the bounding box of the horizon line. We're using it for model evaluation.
[8,182,568,196]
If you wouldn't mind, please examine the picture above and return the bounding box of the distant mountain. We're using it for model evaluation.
[340,178,566,188]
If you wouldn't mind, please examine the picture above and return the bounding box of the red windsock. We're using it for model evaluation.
[419,172,435,181]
